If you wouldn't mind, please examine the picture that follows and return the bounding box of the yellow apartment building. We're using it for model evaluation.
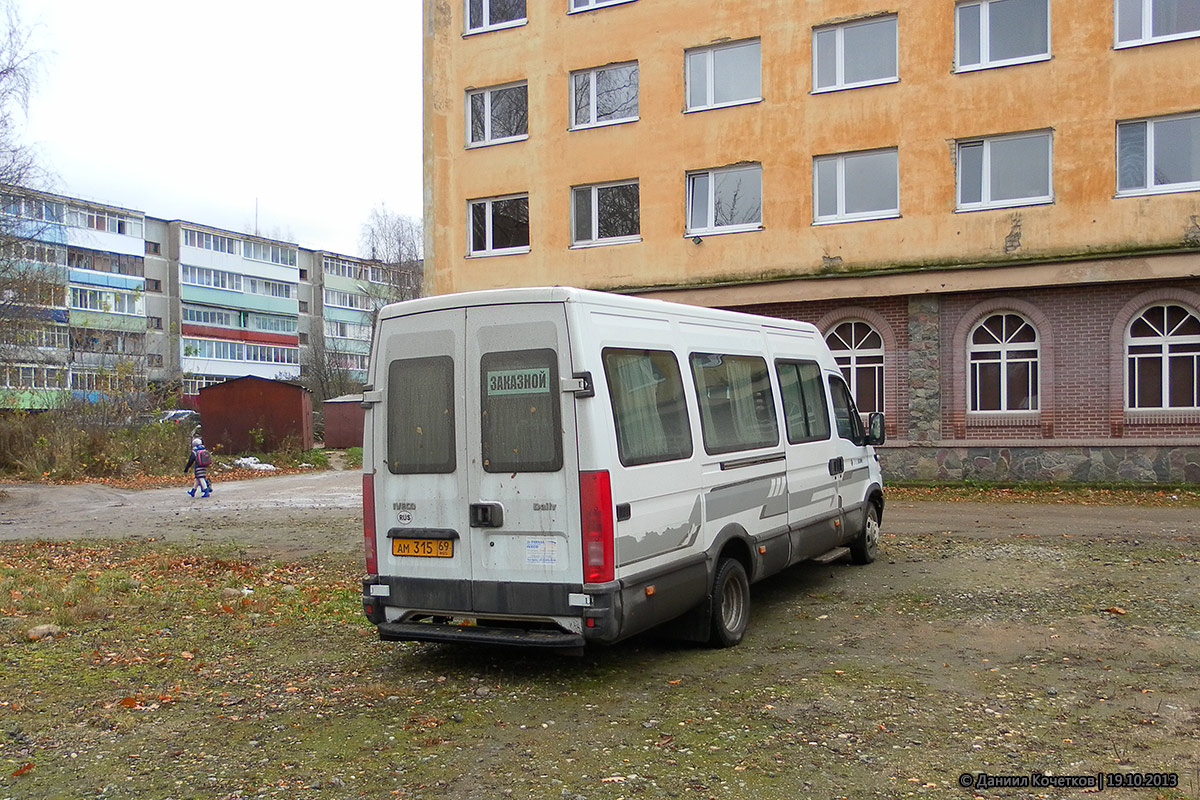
[423,0,1200,482]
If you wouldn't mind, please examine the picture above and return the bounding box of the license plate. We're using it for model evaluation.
[392,538,454,558]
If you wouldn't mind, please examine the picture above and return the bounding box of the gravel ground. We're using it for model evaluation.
[1,475,1198,799]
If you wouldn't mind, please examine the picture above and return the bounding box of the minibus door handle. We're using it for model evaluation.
[469,502,504,528]
[828,457,845,476]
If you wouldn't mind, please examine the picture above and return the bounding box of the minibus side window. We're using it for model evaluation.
[829,375,866,444]
[776,359,831,443]
[387,356,456,474]
[603,348,693,466]
[689,353,779,455]
[480,348,562,473]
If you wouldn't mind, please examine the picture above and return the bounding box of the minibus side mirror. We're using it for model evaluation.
[865,412,886,446]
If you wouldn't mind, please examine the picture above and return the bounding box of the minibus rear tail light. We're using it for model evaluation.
[580,470,614,584]
[363,472,378,574]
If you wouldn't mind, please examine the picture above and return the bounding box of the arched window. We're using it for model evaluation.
[1126,304,1200,409]
[968,313,1039,411]
[825,320,883,414]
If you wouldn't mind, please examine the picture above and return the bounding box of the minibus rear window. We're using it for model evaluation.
[603,348,693,466]
[387,356,456,474]
[689,353,779,454]
[481,348,562,473]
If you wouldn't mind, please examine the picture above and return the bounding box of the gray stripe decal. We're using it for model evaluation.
[706,472,787,521]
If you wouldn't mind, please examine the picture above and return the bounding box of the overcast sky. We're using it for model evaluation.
[14,0,423,257]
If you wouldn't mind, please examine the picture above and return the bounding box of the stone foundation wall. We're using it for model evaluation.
[880,445,1200,484]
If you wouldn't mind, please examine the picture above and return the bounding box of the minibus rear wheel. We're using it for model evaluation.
[709,558,750,647]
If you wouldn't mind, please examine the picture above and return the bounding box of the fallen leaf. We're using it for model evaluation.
[119,696,139,708]
[1103,607,1127,615]
[11,762,33,777]
[181,651,195,660]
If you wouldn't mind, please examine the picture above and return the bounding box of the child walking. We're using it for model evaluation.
[184,437,212,498]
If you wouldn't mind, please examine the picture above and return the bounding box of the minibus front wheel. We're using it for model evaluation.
[709,558,750,647]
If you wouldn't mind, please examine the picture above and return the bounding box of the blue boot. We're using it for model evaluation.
[188,487,196,497]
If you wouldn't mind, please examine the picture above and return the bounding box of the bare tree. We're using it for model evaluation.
[0,1,51,369]
[358,203,423,323]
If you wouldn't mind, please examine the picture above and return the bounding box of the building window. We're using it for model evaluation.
[968,313,1039,412]
[570,0,635,10]
[145,241,161,256]
[955,0,1050,71]
[182,264,243,292]
[685,39,761,112]
[299,300,309,313]
[957,131,1053,210]
[1116,0,1200,46]
[183,305,236,327]
[1117,111,1200,196]
[813,148,899,224]
[825,321,884,414]
[243,241,297,267]
[1126,304,1200,409]
[572,181,640,246]
[467,82,529,147]
[686,164,762,235]
[145,278,162,293]
[469,195,530,256]
[570,62,638,129]
[466,0,525,34]
[183,228,238,255]
[813,15,898,92]
[324,288,371,311]
[148,316,163,330]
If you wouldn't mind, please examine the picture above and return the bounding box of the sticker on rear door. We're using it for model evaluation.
[525,537,559,566]
[486,368,551,396]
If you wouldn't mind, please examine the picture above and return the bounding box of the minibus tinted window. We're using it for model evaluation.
[603,348,693,466]
[689,353,779,454]
[776,359,832,443]
[481,348,562,472]
[387,356,455,473]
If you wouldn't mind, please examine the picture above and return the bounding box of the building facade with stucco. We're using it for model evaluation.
[423,0,1200,482]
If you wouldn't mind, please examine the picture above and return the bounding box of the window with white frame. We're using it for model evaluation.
[467,82,529,146]
[571,62,638,129]
[245,343,298,364]
[183,305,236,327]
[183,228,238,254]
[63,206,143,238]
[245,277,294,299]
[465,0,526,34]
[1116,0,1200,45]
[572,181,640,246]
[685,39,761,111]
[955,0,1050,71]
[1126,304,1200,409]
[182,264,243,291]
[325,320,372,341]
[250,313,298,333]
[469,195,530,256]
[968,313,1039,412]
[324,288,371,311]
[813,149,899,223]
[570,0,635,11]
[1117,111,1200,196]
[686,164,762,235]
[323,256,368,281]
[182,374,225,396]
[243,241,297,267]
[183,337,244,361]
[825,321,884,414]
[957,131,1053,210]
[813,16,898,92]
